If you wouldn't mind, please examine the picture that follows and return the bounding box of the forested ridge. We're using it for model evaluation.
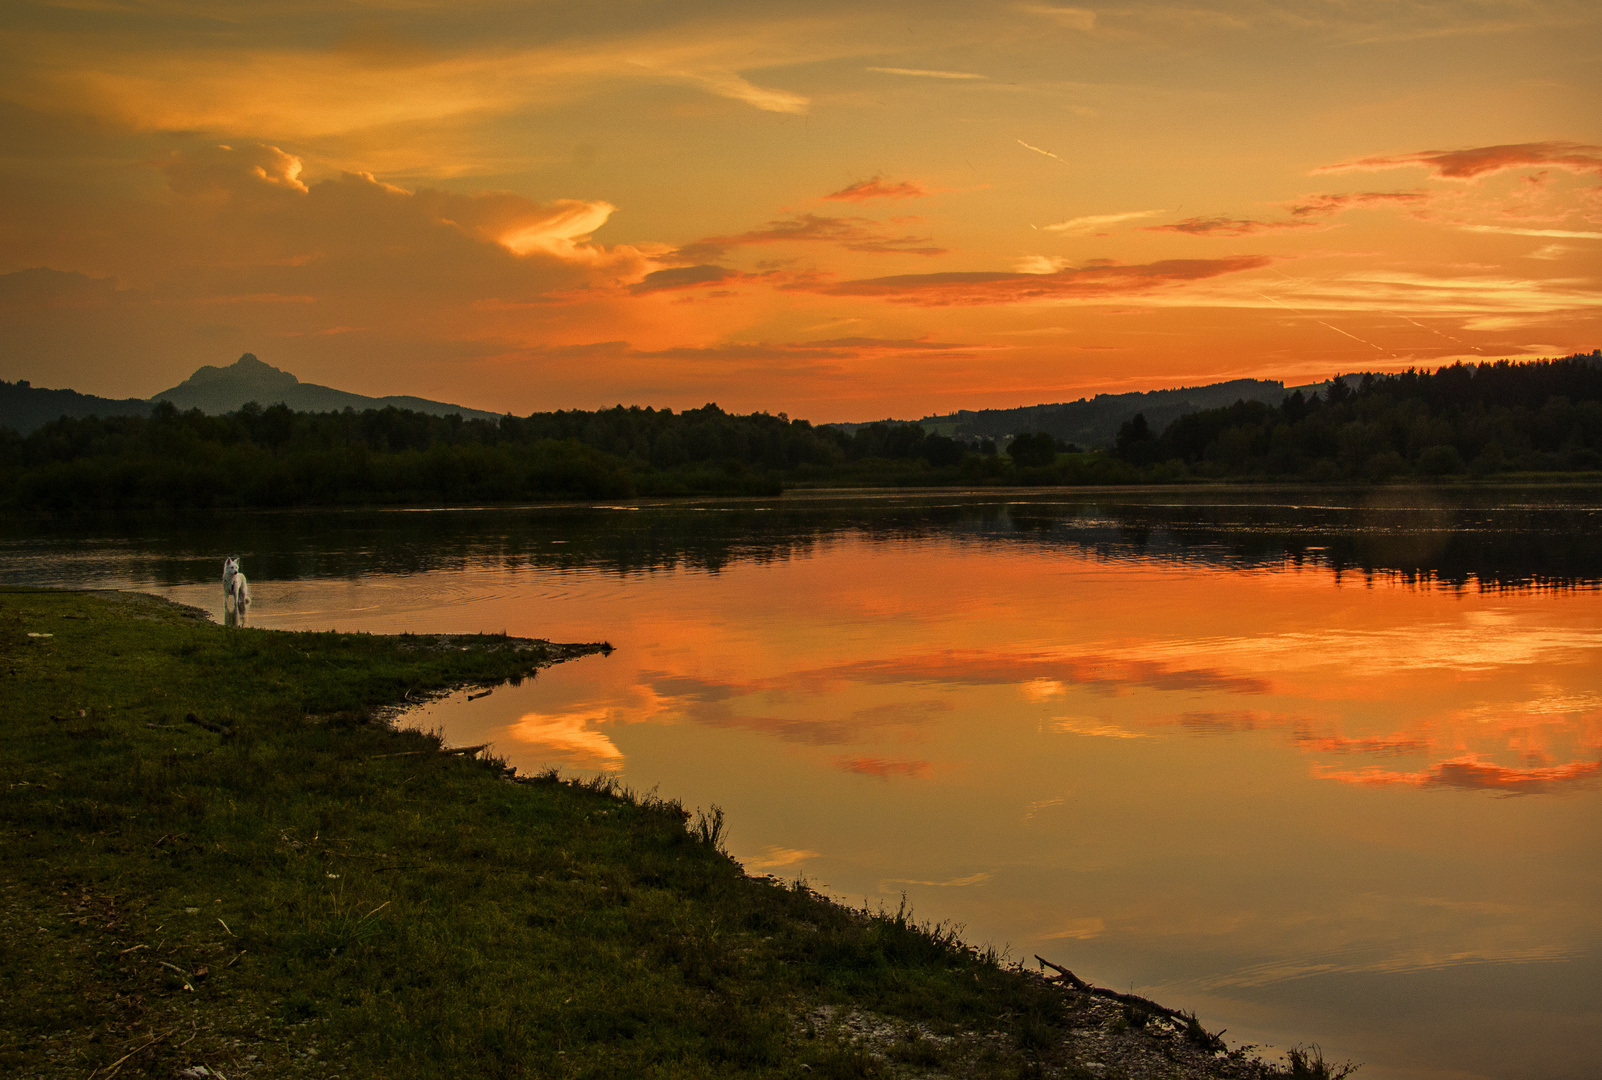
[2,352,1597,511]
[1113,352,1602,480]
[0,400,999,510]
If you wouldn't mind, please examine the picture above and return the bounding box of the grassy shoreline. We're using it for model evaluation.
[0,588,1340,1079]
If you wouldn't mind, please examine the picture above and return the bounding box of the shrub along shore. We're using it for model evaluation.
[0,588,1342,1079]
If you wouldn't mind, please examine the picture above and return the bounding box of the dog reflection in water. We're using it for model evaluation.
[222,555,251,625]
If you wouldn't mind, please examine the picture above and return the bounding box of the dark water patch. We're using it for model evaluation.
[1,486,1598,592]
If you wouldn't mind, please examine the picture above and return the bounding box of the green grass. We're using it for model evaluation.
[0,587,1151,1079]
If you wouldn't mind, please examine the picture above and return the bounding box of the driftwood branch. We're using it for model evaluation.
[1035,955,1091,990]
[1034,955,1192,1023]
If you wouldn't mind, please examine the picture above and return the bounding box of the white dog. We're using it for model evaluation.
[223,556,251,607]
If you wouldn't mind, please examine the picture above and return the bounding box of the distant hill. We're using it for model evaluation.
[1,353,501,435]
[841,378,1287,449]
[0,380,152,434]
[150,354,502,422]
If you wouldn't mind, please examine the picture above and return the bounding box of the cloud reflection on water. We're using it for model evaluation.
[10,495,1598,1080]
[1319,756,1600,794]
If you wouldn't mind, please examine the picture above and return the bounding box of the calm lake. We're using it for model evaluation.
[5,487,1599,1080]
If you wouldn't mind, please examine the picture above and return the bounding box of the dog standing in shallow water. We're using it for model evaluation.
[223,556,251,609]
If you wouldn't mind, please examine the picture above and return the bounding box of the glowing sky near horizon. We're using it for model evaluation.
[1,1,1599,421]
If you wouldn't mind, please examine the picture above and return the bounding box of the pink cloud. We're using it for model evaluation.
[1317,142,1602,180]
[794,256,1272,306]
[1320,755,1600,794]
[824,177,930,202]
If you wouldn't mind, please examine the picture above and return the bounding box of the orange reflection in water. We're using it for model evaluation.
[466,538,1601,796]
[394,533,1600,1080]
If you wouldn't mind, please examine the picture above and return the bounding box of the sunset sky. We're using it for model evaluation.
[1,1,1599,420]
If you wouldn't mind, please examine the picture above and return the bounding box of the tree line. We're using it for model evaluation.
[0,400,1027,511]
[4,352,1596,511]
[1112,353,1602,480]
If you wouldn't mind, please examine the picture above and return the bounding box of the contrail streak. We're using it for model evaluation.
[1256,292,1390,354]
[1017,139,1067,164]
[1390,311,1484,354]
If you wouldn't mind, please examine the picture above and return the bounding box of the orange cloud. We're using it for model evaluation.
[797,256,1273,306]
[824,177,930,202]
[866,66,986,80]
[164,142,309,197]
[1147,216,1315,236]
[1042,210,1163,233]
[642,673,952,746]
[495,200,619,261]
[1287,190,1430,217]
[1149,189,1488,239]
[1318,142,1602,180]
[1291,730,1428,755]
[149,144,655,296]
[803,649,1273,695]
[833,755,932,779]
[504,337,978,369]
[10,21,827,154]
[679,213,947,259]
[1320,756,1600,794]
[629,264,747,294]
[1167,710,1275,734]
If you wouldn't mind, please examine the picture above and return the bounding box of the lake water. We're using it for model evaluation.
[5,487,1599,1080]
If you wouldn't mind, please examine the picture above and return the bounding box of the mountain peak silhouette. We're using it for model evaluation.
[165,353,300,393]
[150,353,496,420]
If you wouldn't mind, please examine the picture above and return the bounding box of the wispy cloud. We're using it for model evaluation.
[1320,755,1600,794]
[867,66,986,80]
[1042,210,1163,233]
[824,177,930,202]
[677,213,948,259]
[743,846,819,871]
[1148,216,1316,237]
[834,755,932,779]
[1051,716,1149,739]
[1287,190,1429,217]
[1017,4,1097,32]
[1317,142,1602,180]
[507,708,623,768]
[882,871,992,887]
[795,256,1274,306]
[790,648,1274,695]
[628,264,747,295]
[498,200,620,260]
[1148,191,1428,237]
[1456,225,1602,240]
[8,18,829,150]
[675,69,809,113]
[1041,917,1106,940]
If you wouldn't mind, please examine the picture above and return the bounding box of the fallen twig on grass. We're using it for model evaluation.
[89,1026,177,1080]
